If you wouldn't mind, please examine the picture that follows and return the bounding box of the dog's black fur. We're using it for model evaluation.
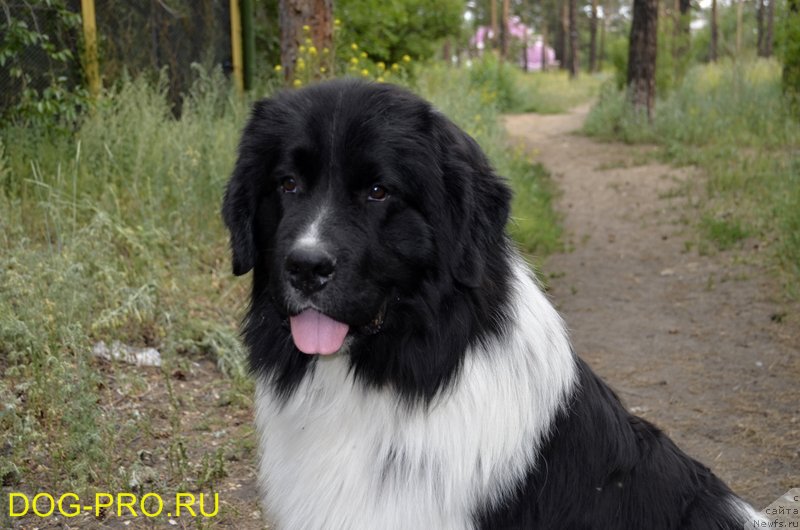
[223,79,754,529]
[223,79,512,401]
[478,359,745,529]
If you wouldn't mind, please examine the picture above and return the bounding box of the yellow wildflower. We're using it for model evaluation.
[377,62,386,71]
[309,46,318,56]
[293,79,302,87]
[391,63,399,72]
[299,45,306,53]
[361,68,370,77]
[350,57,359,65]
[402,54,411,63]
[302,24,311,32]
[351,43,358,51]
[274,64,283,72]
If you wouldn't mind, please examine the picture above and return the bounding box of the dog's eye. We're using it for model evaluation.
[368,184,388,202]
[280,177,298,193]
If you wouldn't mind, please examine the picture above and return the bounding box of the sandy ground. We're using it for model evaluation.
[505,105,800,509]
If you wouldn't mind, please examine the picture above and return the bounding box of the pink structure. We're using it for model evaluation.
[524,39,558,71]
[470,16,558,71]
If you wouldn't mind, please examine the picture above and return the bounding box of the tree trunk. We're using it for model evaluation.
[627,0,658,119]
[599,0,607,71]
[784,0,800,92]
[590,0,598,72]
[679,0,691,30]
[710,0,718,62]
[542,22,549,71]
[757,0,766,56]
[279,0,333,83]
[673,0,690,67]
[671,0,680,66]
[736,0,743,56]
[765,0,775,57]
[500,0,510,60]
[672,0,692,80]
[491,0,498,50]
[523,32,529,71]
[568,0,579,77]
[558,0,568,69]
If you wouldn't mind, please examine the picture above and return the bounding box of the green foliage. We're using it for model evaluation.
[607,32,630,90]
[0,0,87,126]
[253,0,283,78]
[282,26,414,89]
[689,0,765,64]
[467,53,523,112]
[780,1,800,95]
[335,0,463,64]
[585,60,800,291]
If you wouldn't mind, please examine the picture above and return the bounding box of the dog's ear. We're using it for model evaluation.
[431,112,512,288]
[222,98,281,276]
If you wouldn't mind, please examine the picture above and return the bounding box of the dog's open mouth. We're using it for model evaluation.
[289,301,388,355]
[289,309,350,355]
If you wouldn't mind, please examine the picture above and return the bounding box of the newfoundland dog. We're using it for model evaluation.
[222,79,760,529]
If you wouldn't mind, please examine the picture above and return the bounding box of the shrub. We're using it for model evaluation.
[467,53,522,112]
[0,0,87,127]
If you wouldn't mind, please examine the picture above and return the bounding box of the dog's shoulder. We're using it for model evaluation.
[478,358,754,529]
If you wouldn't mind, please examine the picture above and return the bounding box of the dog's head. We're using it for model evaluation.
[223,80,512,399]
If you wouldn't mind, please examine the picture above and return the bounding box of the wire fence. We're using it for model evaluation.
[1,1,83,112]
[1,0,234,115]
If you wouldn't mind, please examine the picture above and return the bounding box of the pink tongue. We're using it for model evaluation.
[289,309,350,355]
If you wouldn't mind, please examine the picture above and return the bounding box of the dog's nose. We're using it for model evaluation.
[285,247,336,295]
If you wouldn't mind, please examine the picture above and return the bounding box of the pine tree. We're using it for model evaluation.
[627,0,658,118]
[279,0,333,82]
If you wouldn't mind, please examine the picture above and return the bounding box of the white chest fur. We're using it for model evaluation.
[254,261,577,530]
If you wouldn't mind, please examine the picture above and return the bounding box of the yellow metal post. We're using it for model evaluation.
[80,0,101,97]
[230,0,244,94]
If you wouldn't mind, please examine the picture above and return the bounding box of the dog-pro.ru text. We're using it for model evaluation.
[7,492,219,519]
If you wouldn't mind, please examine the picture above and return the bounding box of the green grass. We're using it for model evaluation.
[700,215,750,251]
[0,68,252,503]
[462,53,606,115]
[584,59,800,293]
[0,62,561,512]
[511,69,607,114]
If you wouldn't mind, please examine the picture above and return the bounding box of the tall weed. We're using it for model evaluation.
[467,53,524,112]
[0,68,250,493]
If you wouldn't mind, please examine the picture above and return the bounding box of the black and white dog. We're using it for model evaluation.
[222,79,760,529]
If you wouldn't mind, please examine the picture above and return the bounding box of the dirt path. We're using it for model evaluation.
[505,106,799,509]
